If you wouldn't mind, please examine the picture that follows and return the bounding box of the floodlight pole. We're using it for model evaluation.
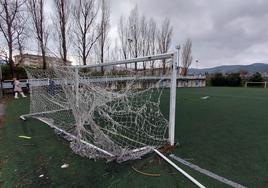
[169,46,179,146]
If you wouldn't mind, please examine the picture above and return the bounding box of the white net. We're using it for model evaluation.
[23,53,175,162]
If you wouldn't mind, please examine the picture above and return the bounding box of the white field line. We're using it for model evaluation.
[154,149,205,188]
[169,154,247,188]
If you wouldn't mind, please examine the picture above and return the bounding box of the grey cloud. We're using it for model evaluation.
[109,0,268,68]
[9,0,266,68]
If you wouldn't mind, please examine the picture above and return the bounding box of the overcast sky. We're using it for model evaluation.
[108,0,268,68]
[3,0,267,68]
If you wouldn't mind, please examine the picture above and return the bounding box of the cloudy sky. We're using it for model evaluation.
[108,0,268,68]
[3,0,267,68]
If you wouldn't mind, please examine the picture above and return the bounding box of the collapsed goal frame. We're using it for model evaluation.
[20,49,179,162]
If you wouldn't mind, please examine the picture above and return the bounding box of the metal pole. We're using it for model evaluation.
[62,53,174,69]
[169,46,179,146]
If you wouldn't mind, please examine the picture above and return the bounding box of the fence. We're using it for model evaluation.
[0,79,29,96]
[0,75,206,97]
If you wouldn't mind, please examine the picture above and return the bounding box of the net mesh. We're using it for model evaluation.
[24,56,173,162]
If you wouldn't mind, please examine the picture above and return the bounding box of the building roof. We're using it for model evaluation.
[14,53,72,64]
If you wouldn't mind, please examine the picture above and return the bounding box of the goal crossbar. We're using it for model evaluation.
[245,82,267,88]
[58,53,174,69]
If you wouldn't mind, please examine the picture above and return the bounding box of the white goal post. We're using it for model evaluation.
[245,82,267,88]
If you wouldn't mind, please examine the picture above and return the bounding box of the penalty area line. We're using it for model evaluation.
[169,154,247,188]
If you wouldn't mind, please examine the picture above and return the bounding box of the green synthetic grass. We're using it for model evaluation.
[1,87,268,187]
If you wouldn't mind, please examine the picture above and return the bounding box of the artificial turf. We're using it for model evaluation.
[1,87,268,187]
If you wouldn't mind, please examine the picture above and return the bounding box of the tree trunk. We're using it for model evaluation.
[41,47,46,69]
[8,23,15,77]
[82,31,86,65]
[9,55,15,78]
[8,43,15,78]
[181,68,187,76]
[61,1,67,64]
[62,29,67,64]
[83,56,86,66]
[101,43,104,74]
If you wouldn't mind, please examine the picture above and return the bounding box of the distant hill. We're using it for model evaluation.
[189,63,268,74]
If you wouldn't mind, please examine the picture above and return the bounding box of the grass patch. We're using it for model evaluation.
[1,87,268,187]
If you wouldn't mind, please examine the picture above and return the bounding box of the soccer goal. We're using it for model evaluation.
[20,48,207,187]
[245,82,267,88]
[21,52,179,162]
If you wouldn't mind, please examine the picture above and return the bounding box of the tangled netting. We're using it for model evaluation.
[24,58,173,162]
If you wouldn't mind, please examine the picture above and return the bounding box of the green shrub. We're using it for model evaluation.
[1,65,27,80]
[249,72,263,82]
[210,73,226,86]
[226,73,241,87]
[210,73,242,87]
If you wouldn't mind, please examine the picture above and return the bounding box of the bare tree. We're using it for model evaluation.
[95,0,110,73]
[110,39,119,61]
[140,15,150,70]
[73,0,100,65]
[117,6,174,74]
[157,18,173,74]
[148,18,157,74]
[181,38,193,76]
[0,0,25,77]
[118,15,128,60]
[14,29,26,66]
[27,0,48,69]
[53,0,71,64]
[128,5,140,70]
[15,10,28,66]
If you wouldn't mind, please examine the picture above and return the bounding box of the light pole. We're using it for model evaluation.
[195,60,199,75]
